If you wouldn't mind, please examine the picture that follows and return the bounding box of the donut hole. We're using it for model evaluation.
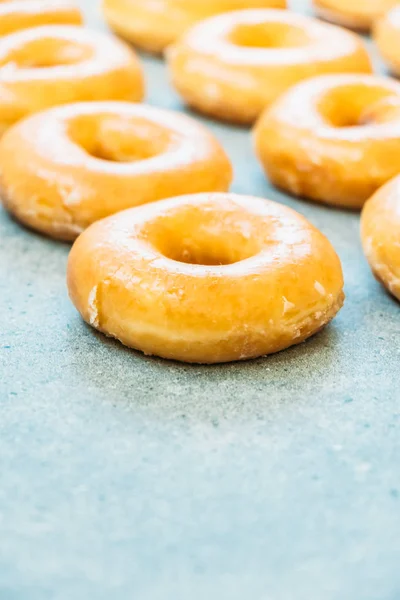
[69,115,171,163]
[163,241,251,266]
[317,84,400,127]
[147,205,262,266]
[0,37,93,69]
[229,22,310,49]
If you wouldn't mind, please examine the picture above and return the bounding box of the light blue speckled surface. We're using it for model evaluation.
[1,1,399,599]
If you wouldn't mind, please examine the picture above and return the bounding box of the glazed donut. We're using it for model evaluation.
[67,193,344,363]
[313,0,398,31]
[374,7,400,76]
[254,74,400,209]
[0,1,82,36]
[0,102,232,240]
[361,175,400,301]
[0,25,144,135]
[167,9,372,124]
[102,0,287,54]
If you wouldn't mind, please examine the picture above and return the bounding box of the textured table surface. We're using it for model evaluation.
[1,2,400,599]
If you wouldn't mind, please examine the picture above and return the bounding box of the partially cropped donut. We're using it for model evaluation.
[254,74,400,209]
[167,9,372,124]
[313,0,398,31]
[0,1,82,36]
[67,193,344,363]
[0,25,144,134]
[374,7,400,77]
[102,0,287,54]
[0,102,232,240]
[361,175,400,302]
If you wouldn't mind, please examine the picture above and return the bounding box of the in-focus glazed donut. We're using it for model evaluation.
[361,175,400,301]
[374,7,400,76]
[313,0,398,31]
[67,193,345,363]
[0,102,232,240]
[0,25,144,134]
[167,9,372,124]
[254,74,400,209]
[0,1,82,36]
[102,0,287,54]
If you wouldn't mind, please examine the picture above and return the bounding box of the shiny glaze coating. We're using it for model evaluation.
[167,9,372,125]
[254,74,400,209]
[0,25,144,134]
[374,7,400,76]
[361,175,400,301]
[0,1,82,36]
[67,192,344,364]
[0,102,232,240]
[102,0,286,54]
[313,0,398,31]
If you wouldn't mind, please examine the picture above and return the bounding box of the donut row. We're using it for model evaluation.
[102,3,400,126]
[0,0,398,364]
[0,3,398,129]
[101,0,399,51]
[1,6,400,209]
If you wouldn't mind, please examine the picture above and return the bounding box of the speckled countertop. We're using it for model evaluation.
[1,2,399,599]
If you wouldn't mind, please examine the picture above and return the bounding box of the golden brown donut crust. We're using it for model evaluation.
[167,9,372,124]
[313,0,398,31]
[0,25,144,134]
[361,175,400,301]
[67,193,344,363]
[374,7,400,77]
[0,1,82,36]
[254,74,400,209]
[0,102,232,240]
[102,0,287,54]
